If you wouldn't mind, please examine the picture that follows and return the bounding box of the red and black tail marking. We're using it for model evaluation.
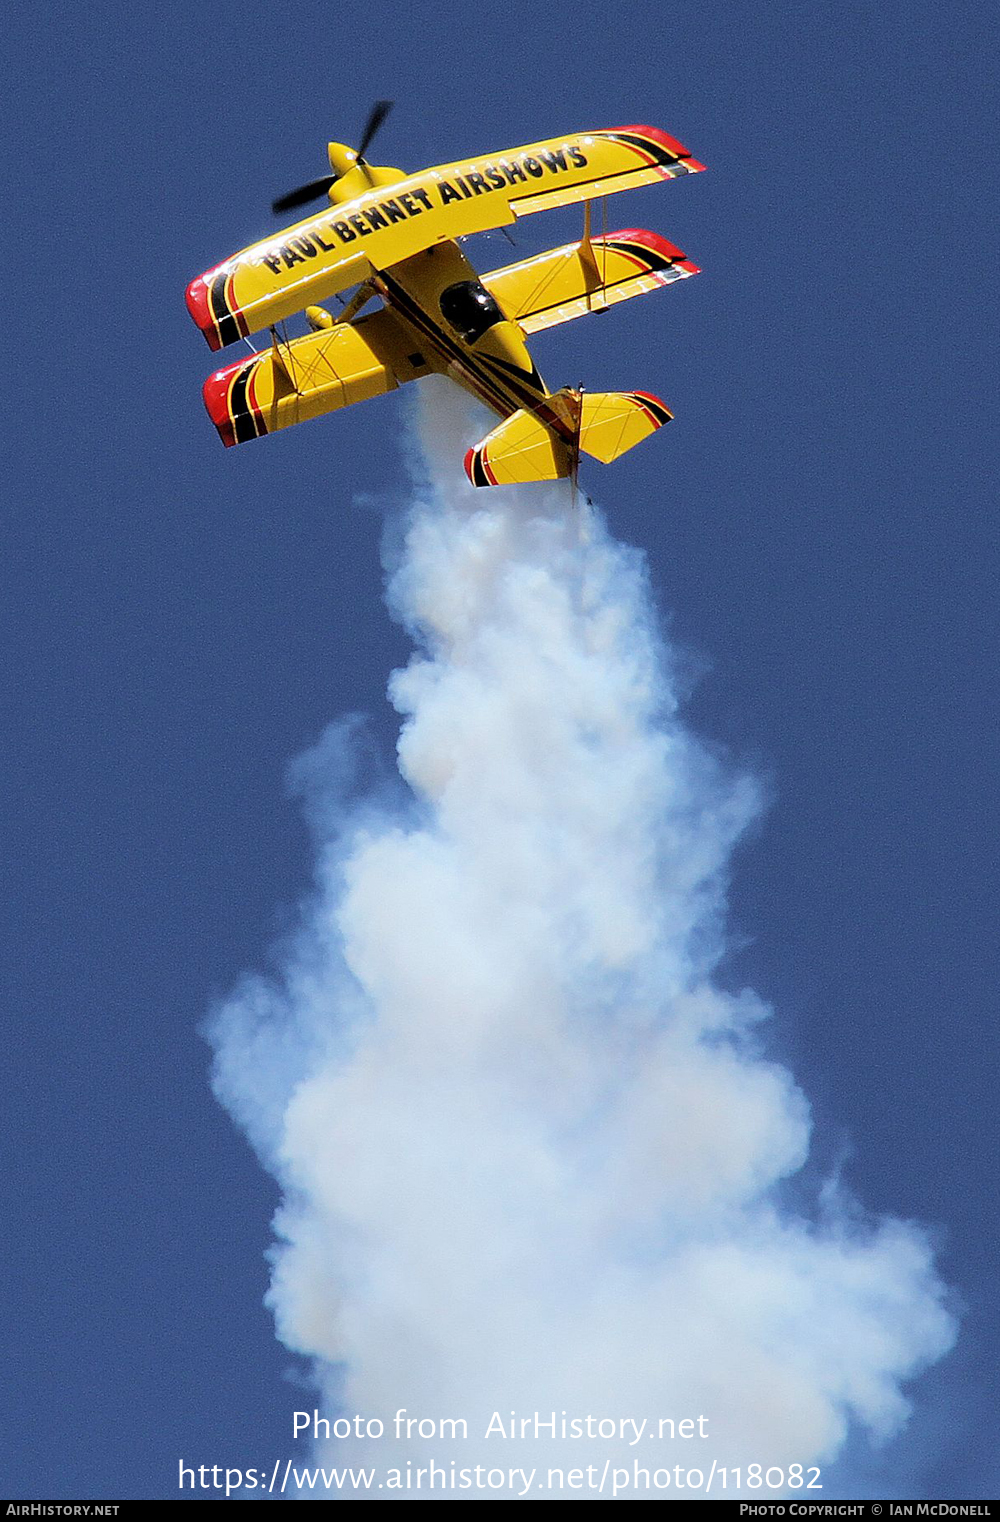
[629,391,673,428]
[464,444,499,487]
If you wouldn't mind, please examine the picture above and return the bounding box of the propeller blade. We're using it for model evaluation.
[271,176,336,215]
[356,98,393,162]
[272,100,392,213]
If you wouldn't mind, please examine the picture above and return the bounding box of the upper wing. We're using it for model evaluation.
[496,125,705,219]
[187,239,371,354]
[185,173,522,353]
[482,228,699,335]
[186,125,703,351]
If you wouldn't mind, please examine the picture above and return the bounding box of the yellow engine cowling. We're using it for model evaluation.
[325,143,406,203]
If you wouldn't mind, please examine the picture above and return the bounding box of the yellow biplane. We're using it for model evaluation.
[185,103,704,486]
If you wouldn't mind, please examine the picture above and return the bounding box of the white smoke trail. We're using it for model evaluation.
[208,378,955,1498]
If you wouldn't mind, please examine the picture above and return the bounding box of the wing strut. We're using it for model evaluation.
[334,280,377,327]
[580,201,610,312]
[269,324,303,396]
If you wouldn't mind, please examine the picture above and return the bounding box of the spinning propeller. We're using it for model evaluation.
[271,100,394,215]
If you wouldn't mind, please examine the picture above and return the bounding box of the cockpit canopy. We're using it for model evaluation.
[439,280,503,345]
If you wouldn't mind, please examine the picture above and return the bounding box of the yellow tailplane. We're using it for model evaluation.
[464,389,672,486]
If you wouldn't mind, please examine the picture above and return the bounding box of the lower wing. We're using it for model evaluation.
[482,228,699,335]
[200,307,437,447]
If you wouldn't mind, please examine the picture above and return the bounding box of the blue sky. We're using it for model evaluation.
[3,0,997,1500]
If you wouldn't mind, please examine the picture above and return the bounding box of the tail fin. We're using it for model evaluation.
[464,389,671,487]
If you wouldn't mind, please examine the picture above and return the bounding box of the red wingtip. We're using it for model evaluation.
[604,227,689,264]
[202,368,237,448]
[463,447,476,485]
[185,273,223,352]
[611,124,706,171]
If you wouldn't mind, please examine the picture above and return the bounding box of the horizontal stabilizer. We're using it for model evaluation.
[578,389,672,463]
[483,229,699,335]
[464,406,572,486]
[464,388,671,486]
